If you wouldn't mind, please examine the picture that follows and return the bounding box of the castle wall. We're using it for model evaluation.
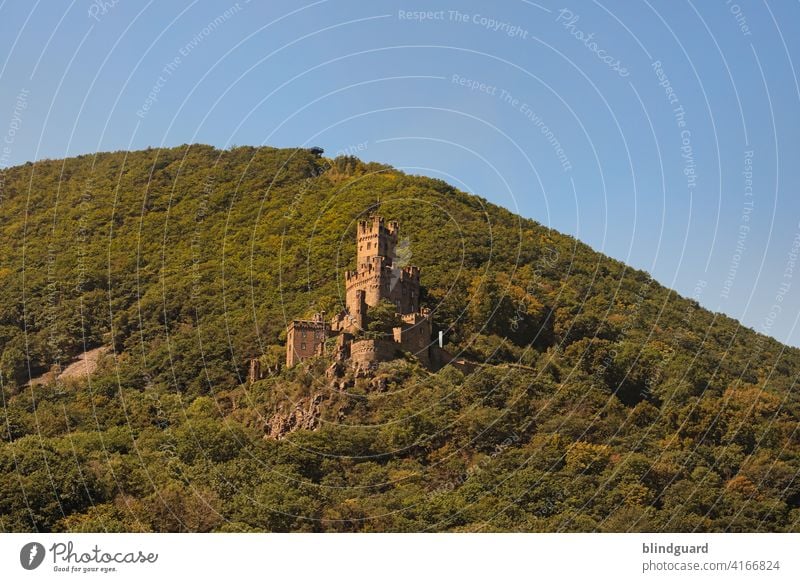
[391,270,420,314]
[395,313,432,367]
[345,264,419,315]
[430,346,476,374]
[334,333,353,361]
[349,339,399,370]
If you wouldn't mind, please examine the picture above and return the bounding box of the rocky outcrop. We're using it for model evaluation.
[264,392,324,440]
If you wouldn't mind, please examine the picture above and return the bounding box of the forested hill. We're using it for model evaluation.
[1,144,798,533]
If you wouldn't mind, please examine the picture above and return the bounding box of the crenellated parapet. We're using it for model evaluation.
[349,339,399,371]
[356,215,399,266]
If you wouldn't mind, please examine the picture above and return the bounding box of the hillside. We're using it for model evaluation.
[0,144,798,532]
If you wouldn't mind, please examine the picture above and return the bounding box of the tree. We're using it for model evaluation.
[366,299,402,337]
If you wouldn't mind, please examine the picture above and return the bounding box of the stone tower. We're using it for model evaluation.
[345,216,420,328]
[357,215,399,267]
[285,312,328,368]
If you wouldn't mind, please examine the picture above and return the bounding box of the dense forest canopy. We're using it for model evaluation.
[0,144,798,532]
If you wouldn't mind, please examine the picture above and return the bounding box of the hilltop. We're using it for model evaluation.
[0,144,798,532]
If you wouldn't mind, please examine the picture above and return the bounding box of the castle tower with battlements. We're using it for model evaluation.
[356,215,398,267]
[345,216,420,328]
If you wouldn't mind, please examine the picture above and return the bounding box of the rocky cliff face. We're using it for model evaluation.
[261,368,398,439]
[264,392,324,439]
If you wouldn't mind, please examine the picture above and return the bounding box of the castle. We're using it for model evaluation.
[285,215,436,373]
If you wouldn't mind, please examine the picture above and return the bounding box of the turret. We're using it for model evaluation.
[357,215,399,267]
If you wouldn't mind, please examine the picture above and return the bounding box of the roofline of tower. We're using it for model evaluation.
[287,319,329,330]
[358,215,399,233]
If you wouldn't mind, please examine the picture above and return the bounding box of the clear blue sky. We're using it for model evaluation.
[1,1,799,346]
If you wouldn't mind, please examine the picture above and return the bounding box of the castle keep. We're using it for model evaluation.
[345,218,420,322]
[284,216,435,372]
